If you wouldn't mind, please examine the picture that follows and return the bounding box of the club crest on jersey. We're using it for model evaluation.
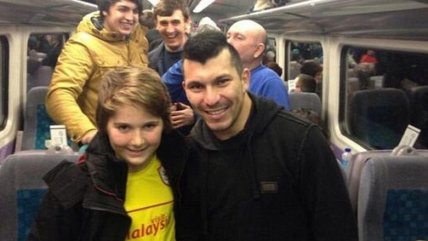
[158,166,170,185]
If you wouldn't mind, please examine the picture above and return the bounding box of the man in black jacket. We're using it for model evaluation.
[149,0,194,135]
[149,0,190,77]
[177,30,358,241]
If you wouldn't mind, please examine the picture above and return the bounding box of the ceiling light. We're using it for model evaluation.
[193,0,215,13]
[148,0,159,6]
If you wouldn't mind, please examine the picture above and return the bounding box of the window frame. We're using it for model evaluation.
[0,36,10,131]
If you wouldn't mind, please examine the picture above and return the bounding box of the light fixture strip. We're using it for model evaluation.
[193,0,215,13]
[148,0,159,7]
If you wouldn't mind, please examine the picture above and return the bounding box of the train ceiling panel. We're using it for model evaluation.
[218,0,428,40]
[0,0,96,26]
[142,0,254,22]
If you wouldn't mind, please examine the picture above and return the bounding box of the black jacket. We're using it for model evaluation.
[177,93,358,241]
[148,43,182,77]
[27,130,187,241]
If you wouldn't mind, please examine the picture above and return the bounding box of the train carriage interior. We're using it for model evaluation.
[0,0,428,240]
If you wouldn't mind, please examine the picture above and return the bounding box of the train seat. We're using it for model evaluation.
[346,147,428,210]
[288,92,322,115]
[358,152,428,241]
[21,87,55,150]
[0,150,79,241]
[350,88,409,149]
[33,66,53,87]
[347,150,391,212]
[26,58,41,76]
[347,68,357,78]
[27,74,35,92]
[21,86,76,151]
[347,77,360,96]
[288,61,302,80]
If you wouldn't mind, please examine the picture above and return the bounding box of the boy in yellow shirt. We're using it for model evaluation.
[28,67,186,241]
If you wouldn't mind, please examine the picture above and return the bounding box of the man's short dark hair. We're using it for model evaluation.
[154,0,190,20]
[183,30,243,75]
[97,0,143,17]
[300,61,322,77]
[296,74,316,92]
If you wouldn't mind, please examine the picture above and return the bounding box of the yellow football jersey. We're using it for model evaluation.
[124,155,175,241]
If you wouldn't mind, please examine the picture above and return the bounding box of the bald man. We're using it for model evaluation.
[162,19,290,110]
[226,19,289,109]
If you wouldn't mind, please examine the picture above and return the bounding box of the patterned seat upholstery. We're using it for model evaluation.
[0,150,79,241]
[22,87,55,150]
[346,150,391,212]
[358,153,428,241]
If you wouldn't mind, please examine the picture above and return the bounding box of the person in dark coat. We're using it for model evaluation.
[177,30,358,241]
[149,0,191,77]
[140,9,162,52]
[149,0,194,136]
[27,67,187,241]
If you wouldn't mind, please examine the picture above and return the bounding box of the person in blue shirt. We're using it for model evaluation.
[227,19,289,109]
[163,19,290,110]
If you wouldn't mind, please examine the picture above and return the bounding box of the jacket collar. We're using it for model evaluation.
[189,92,283,150]
[80,132,128,214]
[84,130,188,204]
[44,130,188,215]
[76,11,137,42]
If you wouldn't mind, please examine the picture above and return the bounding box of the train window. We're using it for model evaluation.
[287,41,323,93]
[27,33,68,91]
[0,36,9,129]
[340,46,428,150]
